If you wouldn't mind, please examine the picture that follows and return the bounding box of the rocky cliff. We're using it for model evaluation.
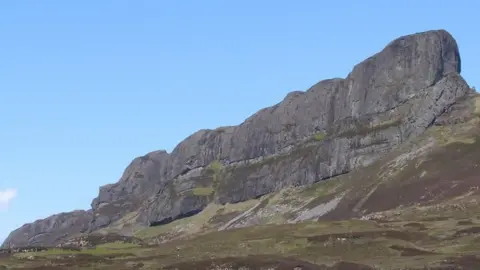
[1,210,92,248]
[2,29,472,248]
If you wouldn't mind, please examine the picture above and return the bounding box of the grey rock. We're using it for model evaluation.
[2,29,472,247]
[1,210,92,248]
[137,29,468,222]
[215,71,470,204]
[89,150,169,230]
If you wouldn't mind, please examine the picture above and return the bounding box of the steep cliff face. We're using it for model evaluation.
[2,29,472,248]
[88,150,170,229]
[118,29,468,227]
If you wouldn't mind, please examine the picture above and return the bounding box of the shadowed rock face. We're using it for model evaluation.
[2,29,472,248]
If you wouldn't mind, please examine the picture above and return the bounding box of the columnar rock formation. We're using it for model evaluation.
[2,29,472,248]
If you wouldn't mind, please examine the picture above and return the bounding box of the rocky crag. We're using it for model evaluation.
[1,210,92,248]
[2,29,473,248]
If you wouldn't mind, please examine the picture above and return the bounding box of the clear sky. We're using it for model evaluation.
[0,1,478,242]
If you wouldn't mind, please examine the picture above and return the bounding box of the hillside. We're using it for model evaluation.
[1,29,479,269]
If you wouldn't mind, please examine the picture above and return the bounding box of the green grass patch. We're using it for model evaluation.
[301,178,344,198]
[206,160,225,190]
[96,241,140,249]
[336,118,401,138]
[14,246,138,258]
[193,187,214,196]
[312,132,326,141]
[207,160,223,173]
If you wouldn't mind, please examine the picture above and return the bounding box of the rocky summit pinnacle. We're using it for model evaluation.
[2,29,472,248]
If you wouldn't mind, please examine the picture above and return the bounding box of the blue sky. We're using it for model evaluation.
[0,1,478,242]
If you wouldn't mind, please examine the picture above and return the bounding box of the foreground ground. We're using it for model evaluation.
[3,216,480,269]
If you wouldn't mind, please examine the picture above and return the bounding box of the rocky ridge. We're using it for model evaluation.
[1,29,473,248]
[1,210,92,248]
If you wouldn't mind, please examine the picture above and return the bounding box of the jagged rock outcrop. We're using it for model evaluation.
[89,150,170,229]
[2,29,472,248]
[1,210,92,248]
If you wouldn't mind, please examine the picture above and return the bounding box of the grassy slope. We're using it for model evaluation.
[3,96,480,269]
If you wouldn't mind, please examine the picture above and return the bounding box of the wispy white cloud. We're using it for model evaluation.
[0,188,17,210]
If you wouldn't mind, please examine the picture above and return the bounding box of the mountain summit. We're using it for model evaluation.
[2,29,473,249]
